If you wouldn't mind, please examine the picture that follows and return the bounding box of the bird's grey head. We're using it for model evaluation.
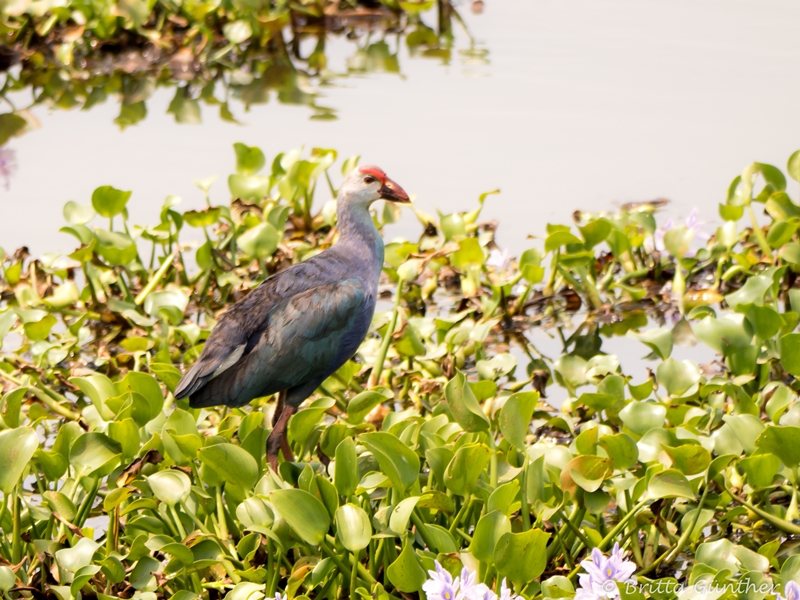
[338,165,410,209]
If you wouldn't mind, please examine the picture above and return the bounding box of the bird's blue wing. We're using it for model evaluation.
[177,278,368,408]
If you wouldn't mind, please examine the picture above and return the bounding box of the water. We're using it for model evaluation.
[2,0,800,258]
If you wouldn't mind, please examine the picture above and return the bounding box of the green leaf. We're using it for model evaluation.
[335,504,372,552]
[198,443,259,489]
[184,208,221,228]
[228,174,270,201]
[599,434,639,470]
[663,226,693,258]
[725,276,774,309]
[63,201,96,225]
[628,327,673,360]
[0,426,39,494]
[648,469,695,499]
[70,432,122,479]
[755,426,800,468]
[0,113,26,146]
[619,401,666,435]
[270,489,330,545]
[347,387,393,424]
[238,222,279,259]
[444,443,492,496]
[445,370,490,432]
[494,529,550,589]
[789,150,800,183]
[360,432,420,493]
[233,143,266,175]
[561,455,612,494]
[545,230,583,252]
[498,391,539,450]
[91,185,131,218]
[147,470,191,506]
[739,454,781,488]
[579,218,612,248]
[386,539,427,593]
[470,510,511,564]
[663,444,710,475]
[655,358,700,397]
[780,333,800,377]
[333,437,359,497]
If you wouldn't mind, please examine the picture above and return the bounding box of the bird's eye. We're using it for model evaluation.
[364,176,376,184]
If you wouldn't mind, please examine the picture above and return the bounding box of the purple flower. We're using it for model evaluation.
[498,579,523,600]
[487,248,511,271]
[273,593,287,600]
[460,566,493,600]
[423,562,460,600]
[0,148,16,191]
[575,544,636,600]
[779,581,800,600]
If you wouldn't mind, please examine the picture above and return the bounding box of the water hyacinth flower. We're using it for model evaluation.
[422,562,523,600]
[487,247,512,271]
[423,562,460,600]
[575,543,636,600]
[779,581,800,600]
[273,593,287,600]
[0,148,16,190]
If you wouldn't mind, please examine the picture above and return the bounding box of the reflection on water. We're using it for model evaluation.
[0,0,486,156]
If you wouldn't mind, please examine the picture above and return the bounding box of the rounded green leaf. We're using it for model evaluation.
[648,469,695,499]
[333,436,359,496]
[0,566,15,593]
[444,443,492,496]
[270,489,330,545]
[91,185,131,218]
[198,443,259,489]
[387,540,427,592]
[755,425,800,468]
[498,391,539,450]
[470,510,511,564]
[0,426,39,494]
[335,504,372,552]
[655,358,700,397]
[445,370,490,432]
[360,432,420,492]
[780,333,800,377]
[63,201,96,225]
[619,401,666,435]
[788,150,800,183]
[147,470,191,506]
[70,432,122,478]
[238,222,279,259]
[494,529,550,589]
[599,433,639,471]
[184,208,221,228]
[233,143,266,175]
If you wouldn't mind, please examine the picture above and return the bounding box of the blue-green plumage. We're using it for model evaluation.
[174,165,409,469]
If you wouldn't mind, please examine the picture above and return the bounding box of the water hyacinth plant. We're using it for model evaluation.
[2,145,800,599]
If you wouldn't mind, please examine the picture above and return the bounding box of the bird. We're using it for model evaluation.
[174,165,410,471]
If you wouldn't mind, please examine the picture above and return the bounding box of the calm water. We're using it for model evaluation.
[2,0,800,258]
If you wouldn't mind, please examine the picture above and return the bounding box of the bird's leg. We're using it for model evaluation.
[272,390,285,427]
[267,393,295,471]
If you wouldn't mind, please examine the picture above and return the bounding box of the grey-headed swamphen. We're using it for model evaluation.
[174,166,409,470]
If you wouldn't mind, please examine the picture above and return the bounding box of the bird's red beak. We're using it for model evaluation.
[380,177,410,203]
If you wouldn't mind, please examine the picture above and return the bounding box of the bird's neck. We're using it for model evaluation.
[336,202,384,276]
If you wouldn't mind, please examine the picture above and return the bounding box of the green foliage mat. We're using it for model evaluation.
[2,145,800,600]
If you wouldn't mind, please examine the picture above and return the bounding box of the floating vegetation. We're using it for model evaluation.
[2,145,800,600]
[0,0,486,140]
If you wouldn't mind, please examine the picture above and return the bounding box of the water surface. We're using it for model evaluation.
[3,0,800,257]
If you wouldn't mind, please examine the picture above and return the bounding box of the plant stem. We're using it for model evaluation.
[134,249,177,305]
[369,282,402,388]
[723,484,800,535]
